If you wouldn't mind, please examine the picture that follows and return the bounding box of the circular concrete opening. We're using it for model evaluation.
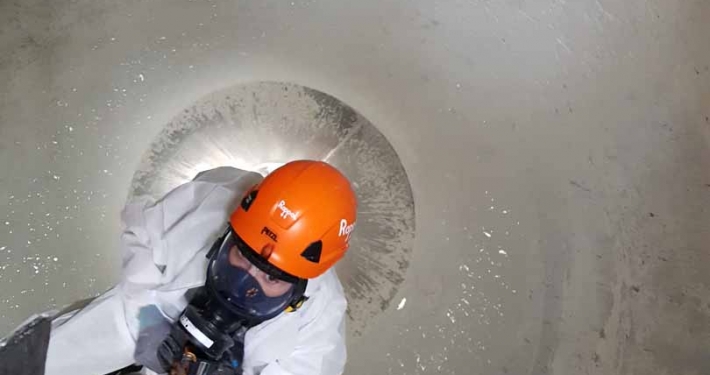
[129,81,415,336]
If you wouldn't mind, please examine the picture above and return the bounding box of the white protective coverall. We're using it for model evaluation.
[43,167,348,375]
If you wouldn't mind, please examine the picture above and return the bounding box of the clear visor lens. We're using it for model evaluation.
[208,232,295,319]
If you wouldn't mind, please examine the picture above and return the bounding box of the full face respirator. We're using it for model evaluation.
[157,229,307,375]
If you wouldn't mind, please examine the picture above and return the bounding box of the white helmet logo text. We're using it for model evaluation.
[339,219,356,241]
[277,200,298,220]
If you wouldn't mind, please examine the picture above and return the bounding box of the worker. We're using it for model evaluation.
[44,160,357,375]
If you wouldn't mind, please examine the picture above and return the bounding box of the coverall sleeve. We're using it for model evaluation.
[258,291,348,375]
[97,166,262,319]
[45,167,262,375]
[44,195,164,375]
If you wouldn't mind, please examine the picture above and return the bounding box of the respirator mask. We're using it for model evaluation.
[157,229,307,375]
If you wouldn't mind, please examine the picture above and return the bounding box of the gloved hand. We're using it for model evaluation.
[167,345,243,375]
[158,323,246,375]
[169,359,241,375]
[157,324,191,372]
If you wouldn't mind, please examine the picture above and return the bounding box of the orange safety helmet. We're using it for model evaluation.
[229,160,357,280]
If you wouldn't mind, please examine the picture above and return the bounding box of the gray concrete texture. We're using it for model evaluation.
[1,0,710,374]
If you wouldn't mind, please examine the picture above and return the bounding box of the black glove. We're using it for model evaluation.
[171,358,241,375]
[157,323,191,372]
[157,322,246,375]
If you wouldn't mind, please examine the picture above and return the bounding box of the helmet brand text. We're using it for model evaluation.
[261,226,278,242]
[339,219,356,241]
[277,200,298,220]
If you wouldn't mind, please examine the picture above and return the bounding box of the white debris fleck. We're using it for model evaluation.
[138,73,145,82]
[53,175,60,181]
[459,264,469,272]
[483,231,491,238]
[53,257,59,262]
[0,246,5,251]
[499,250,508,255]
[502,210,508,214]
[397,297,407,310]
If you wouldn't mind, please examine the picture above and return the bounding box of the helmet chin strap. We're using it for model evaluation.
[285,279,309,313]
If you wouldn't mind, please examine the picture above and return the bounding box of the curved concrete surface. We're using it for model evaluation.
[129,81,416,337]
[1,1,710,374]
